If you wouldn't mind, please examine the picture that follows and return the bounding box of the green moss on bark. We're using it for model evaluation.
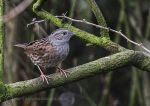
[86,0,109,38]
[0,82,14,102]
[1,50,137,102]
[0,0,4,81]
[33,12,125,52]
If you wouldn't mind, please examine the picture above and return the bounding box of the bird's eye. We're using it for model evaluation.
[63,32,67,35]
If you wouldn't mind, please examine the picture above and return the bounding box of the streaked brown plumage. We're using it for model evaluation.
[15,29,74,84]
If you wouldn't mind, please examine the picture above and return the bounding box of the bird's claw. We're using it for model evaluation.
[58,68,70,78]
[40,74,49,84]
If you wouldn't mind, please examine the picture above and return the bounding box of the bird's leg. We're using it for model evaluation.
[57,67,69,78]
[37,65,49,84]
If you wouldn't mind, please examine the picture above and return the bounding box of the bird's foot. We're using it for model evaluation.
[40,74,49,84]
[37,65,50,84]
[57,67,70,78]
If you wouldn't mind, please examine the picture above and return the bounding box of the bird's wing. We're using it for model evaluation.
[25,38,56,58]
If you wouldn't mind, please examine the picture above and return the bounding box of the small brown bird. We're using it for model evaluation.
[15,28,74,84]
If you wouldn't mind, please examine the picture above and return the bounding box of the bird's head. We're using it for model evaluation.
[49,28,74,45]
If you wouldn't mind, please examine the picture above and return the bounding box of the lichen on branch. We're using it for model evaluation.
[0,0,150,103]
[86,0,109,38]
[0,0,4,81]
[32,0,125,53]
[1,50,149,102]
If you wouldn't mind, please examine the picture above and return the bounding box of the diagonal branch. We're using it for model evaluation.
[32,0,126,53]
[1,0,150,103]
[31,0,150,71]
[86,0,109,37]
[1,50,150,102]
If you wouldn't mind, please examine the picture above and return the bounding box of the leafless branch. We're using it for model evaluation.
[27,18,45,27]
[27,18,47,37]
[56,14,150,54]
[0,0,34,23]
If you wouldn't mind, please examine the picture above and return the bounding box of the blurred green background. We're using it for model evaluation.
[2,0,150,106]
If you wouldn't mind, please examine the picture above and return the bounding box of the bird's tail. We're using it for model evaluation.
[14,43,27,49]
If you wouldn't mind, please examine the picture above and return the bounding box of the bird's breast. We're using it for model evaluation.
[56,43,69,61]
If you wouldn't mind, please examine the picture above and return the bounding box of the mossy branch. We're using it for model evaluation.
[0,0,150,103]
[32,0,125,53]
[86,0,109,37]
[0,0,4,81]
[0,50,150,102]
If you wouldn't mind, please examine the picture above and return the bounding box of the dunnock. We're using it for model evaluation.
[15,28,74,84]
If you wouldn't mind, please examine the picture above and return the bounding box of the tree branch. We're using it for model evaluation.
[86,0,109,37]
[1,50,150,102]
[32,0,125,53]
[32,0,150,54]
[0,0,4,81]
[56,15,150,54]
[0,0,34,23]
[1,0,150,103]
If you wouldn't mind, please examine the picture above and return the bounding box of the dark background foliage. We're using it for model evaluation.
[2,0,150,106]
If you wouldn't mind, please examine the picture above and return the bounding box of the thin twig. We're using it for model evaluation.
[56,14,150,54]
[27,18,45,27]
